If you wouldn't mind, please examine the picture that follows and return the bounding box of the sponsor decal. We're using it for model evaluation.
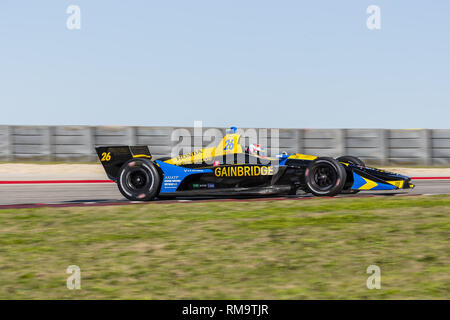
[193,183,215,189]
[214,166,274,177]
[171,149,209,164]
[223,138,235,151]
[163,175,182,189]
[183,169,205,173]
[176,150,202,161]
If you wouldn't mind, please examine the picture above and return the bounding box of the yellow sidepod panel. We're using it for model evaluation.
[287,154,317,161]
[164,133,243,166]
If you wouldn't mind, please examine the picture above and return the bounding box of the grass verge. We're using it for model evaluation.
[0,195,448,299]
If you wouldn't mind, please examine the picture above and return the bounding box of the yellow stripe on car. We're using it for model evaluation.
[358,177,378,190]
[133,154,152,158]
[386,180,404,188]
[287,154,317,161]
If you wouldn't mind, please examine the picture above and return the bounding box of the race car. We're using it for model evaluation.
[95,127,414,201]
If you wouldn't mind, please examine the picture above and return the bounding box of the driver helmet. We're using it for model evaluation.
[247,144,265,156]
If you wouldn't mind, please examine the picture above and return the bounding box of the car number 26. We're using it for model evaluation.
[101,152,111,161]
[224,139,234,151]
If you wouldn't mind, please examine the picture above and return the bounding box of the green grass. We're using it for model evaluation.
[0,195,448,299]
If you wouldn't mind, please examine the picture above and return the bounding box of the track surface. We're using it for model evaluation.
[0,180,449,209]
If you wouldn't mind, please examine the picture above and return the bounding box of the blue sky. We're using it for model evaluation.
[0,1,449,128]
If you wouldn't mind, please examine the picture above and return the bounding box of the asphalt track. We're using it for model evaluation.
[0,179,449,209]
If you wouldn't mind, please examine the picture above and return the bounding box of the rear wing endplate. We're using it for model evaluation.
[95,146,152,181]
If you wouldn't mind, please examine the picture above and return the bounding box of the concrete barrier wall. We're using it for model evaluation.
[0,126,449,165]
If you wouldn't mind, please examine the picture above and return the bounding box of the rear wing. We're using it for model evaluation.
[95,146,152,181]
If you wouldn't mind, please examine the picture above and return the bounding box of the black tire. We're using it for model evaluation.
[337,155,365,167]
[117,158,161,201]
[305,157,347,196]
[337,156,365,194]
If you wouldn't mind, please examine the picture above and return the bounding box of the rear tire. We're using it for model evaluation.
[117,158,161,201]
[337,156,365,194]
[305,157,347,196]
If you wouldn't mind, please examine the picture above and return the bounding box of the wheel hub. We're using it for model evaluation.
[312,165,337,190]
[128,171,148,189]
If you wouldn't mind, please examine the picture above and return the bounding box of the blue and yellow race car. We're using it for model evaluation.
[96,127,414,201]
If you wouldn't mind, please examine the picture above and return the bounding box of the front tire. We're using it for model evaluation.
[337,155,365,167]
[117,158,161,201]
[305,157,347,196]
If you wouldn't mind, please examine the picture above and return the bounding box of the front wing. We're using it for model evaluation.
[350,167,415,191]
